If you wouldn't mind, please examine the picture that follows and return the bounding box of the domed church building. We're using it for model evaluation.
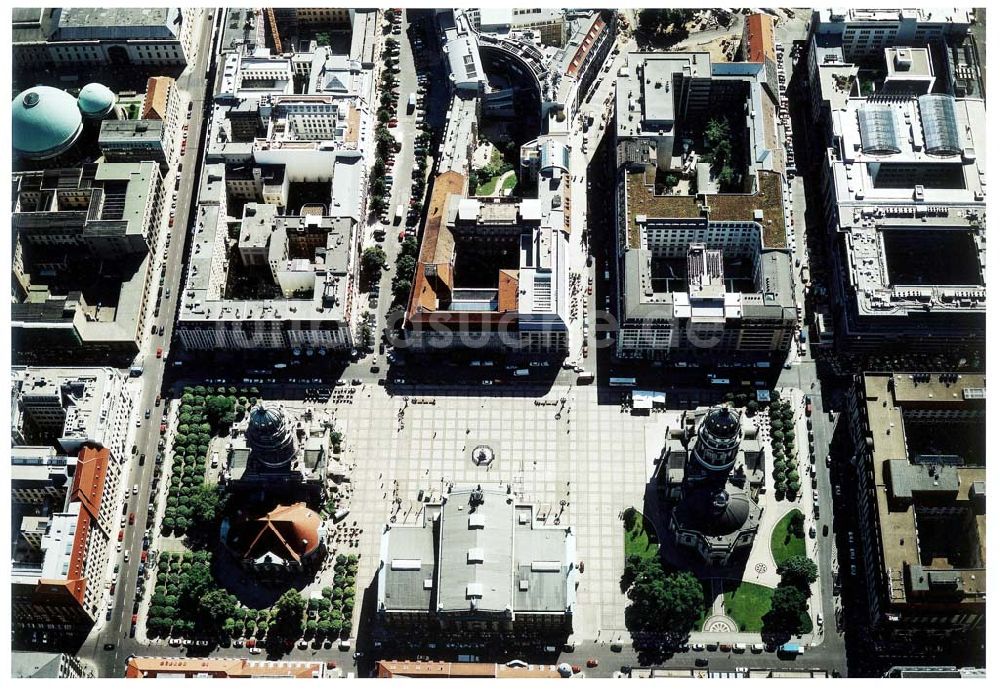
[222,401,327,503]
[77,82,121,121]
[657,406,766,567]
[12,86,84,162]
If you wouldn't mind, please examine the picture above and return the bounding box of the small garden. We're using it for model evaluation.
[470,147,516,197]
[147,550,360,647]
[162,385,255,537]
[768,395,801,502]
[623,505,659,560]
[771,509,806,566]
[719,581,774,633]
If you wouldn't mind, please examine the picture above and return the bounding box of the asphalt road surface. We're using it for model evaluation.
[78,10,217,678]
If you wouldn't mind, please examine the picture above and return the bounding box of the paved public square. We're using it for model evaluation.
[299,383,681,642]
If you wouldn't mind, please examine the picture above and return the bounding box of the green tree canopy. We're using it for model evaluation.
[396,254,416,280]
[198,588,238,627]
[400,237,419,258]
[777,556,818,587]
[188,484,224,525]
[179,562,214,607]
[362,246,387,277]
[625,558,704,635]
[762,584,811,637]
[266,589,305,651]
[788,510,805,538]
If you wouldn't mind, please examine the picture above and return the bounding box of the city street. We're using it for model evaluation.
[77,9,217,678]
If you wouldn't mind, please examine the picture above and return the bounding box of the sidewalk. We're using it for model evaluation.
[780,387,824,648]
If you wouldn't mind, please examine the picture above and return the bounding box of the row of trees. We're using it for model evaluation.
[370,56,401,214]
[163,388,235,536]
[389,236,419,312]
[704,118,739,190]
[148,552,361,647]
[769,397,799,500]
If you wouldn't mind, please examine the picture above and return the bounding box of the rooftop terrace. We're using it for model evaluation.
[626,169,787,249]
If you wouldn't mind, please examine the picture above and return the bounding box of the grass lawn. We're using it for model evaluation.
[500,172,517,194]
[771,509,807,565]
[475,175,501,196]
[720,582,774,632]
[623,508,659,559]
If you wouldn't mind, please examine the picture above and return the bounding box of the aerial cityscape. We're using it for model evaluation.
[7,5,988,682]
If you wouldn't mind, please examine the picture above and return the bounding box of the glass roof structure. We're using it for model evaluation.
[858,104,901,155]
[918,94,963,157]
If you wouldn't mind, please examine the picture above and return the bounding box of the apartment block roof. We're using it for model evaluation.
[141,76,175,121]
[377,660,562,678]
[625,169,787,250]
[126,657,332,678]
[744,14,776,64]
[859,372,986,609]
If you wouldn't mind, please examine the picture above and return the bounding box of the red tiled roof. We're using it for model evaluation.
[44,445,112,607]
[127,657,325,678]
[407,171,466,319]
[70,445,109,519]
[565,15,607,78]
[745,14,776,64]
[235,502,321,563]
[377,660,562,678]
[141,76,174,121]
